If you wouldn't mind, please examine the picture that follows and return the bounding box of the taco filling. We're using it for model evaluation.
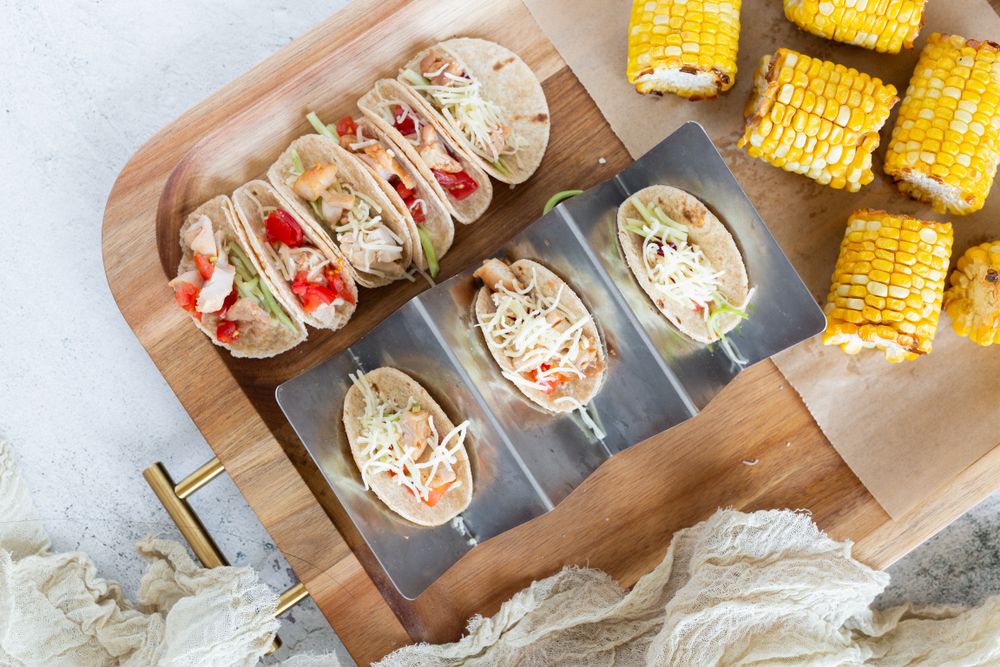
[325,113,442,277]
[350,370,469,507]
[240,190,355,322]
[474,259,601,406]
[402,50,521,176]
[621,195,751,342]
[170,214,298,343]
[371,97,480,202]
[284,147,405,280]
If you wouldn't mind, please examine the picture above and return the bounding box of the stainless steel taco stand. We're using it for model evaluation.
[276,122,826,599]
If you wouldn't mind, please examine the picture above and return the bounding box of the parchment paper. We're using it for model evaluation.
[525,0,1000,517]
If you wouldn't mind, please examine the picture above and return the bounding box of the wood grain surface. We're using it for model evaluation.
[102,0,1000,663]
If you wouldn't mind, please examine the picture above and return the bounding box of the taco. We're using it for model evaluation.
[397,38,549,185]
[169,195,306,358]
[343,367,473,526]
[359,79,492,224]
[616,185,751,344]
[268,134,413,287]
[231,180,358,331]
[473,258,606,413]
[309,111,454,278]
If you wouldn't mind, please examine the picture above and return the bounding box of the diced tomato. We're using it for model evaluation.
[394,179,415,200]
[219,288,239,317]
[392,104,416,136]
[335,115,357,137]
[433,169,478,201]
[194,254,215,280]
[691,300,704,313]
[325,268,356,305]
[423,481,454,508]
[530,363,566,395]
[408,201,426,224]
[265,209,304,248]
[174,282,200,316]
[216,320,239,344]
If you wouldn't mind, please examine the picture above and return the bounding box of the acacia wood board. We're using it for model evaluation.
[102,0,1000,663]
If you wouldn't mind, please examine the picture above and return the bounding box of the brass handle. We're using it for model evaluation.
[144,458,310,652]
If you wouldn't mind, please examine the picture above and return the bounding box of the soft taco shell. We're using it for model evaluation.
[268,134,413,287]
[231,179,358,331]
[174,195,307,358]
[359,79,492,224]
[351,117,454,271]
[616,185,750,344]
[475,259,606,412]
[398,38,550,185]
[342,367,473,527]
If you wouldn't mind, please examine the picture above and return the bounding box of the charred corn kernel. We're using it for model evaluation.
[943,240,1000,345]
[738,49,897,192]
[823,209,953,361]
[627,0,741,99]
[783,0,926,54]
[884,34,1000,215]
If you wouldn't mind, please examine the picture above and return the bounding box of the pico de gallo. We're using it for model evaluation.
[307,112,441,278]
[169,214,298,345]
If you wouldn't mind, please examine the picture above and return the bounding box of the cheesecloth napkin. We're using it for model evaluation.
[4,438,1000,666]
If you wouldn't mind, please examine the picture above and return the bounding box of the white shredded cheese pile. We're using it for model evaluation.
[639,219,723,315]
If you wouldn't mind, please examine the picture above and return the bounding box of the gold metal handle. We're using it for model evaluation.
[144,457,310,652]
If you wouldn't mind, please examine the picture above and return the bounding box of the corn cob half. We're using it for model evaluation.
[738,49,898,192]
[823,209,953,362]
[783,0,926,54]
[884,33,1000,215]
[626,0,741,100]
[943,241,1000,345]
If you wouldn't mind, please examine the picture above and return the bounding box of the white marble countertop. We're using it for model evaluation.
[0,0,997,663]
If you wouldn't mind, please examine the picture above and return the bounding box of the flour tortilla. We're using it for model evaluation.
[475,259,606,413]
[359,79,492,224]
[398,38,550,185]
[174,195,307,358]
[231,180,358,331]
[346,115,454,272]
[342,367,473,527]
[268,134,413,287]
[617,186,750,344]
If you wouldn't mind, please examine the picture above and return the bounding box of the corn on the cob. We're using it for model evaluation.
[943,241,1000,345]
[738,49,898,192]
[822,209,953,362]
[884,34,1000,215]
[783,0,926,54]
[626,0,741,100]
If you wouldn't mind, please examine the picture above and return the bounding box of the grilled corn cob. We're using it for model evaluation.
[943,241,1000,345]
[738,49,898,192]
[884,33,1000,215]
[783,0,926,54]
[822,209,953,362]
[626,0,741,99]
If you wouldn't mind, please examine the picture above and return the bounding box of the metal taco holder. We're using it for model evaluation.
[277,122,827,599]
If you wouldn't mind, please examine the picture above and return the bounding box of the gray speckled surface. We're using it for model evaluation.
[0,1,997,663]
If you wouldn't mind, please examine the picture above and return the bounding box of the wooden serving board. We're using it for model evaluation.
[102,0,1000,663]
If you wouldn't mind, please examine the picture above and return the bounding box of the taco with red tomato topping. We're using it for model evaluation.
[473,258,606,413]
[231,180,358,331]
[343,367,473,526]
[397,38,549,185]
[616,186,752,348]
[305,111,453,279]
[169,195,306,358]
[268,134,414,288]
[359,79,492,224]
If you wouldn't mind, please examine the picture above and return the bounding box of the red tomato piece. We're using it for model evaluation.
[325,268,356,305]
[394,178,416,200]
[219,288,239,317]
[174,282,200,313]
[265,209,304,248]
[392,104,416,136]
[433,169,478,201]
[335,115,357,137]
[216,320,239,343]
[530,363,566,395]
[423,480,454,507]
[408,201,426,224]
[194,254,214,280]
